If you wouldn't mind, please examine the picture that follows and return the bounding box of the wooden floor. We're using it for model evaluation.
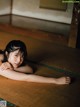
[0,23,68,46]
[0,23,80,107]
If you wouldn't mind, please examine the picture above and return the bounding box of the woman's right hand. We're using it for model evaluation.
[0,62,14,71]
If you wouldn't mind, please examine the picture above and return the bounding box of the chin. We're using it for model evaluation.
[13,65,19,68]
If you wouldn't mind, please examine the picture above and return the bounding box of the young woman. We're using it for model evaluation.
[0,40,70,85]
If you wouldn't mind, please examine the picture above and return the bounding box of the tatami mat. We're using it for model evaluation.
[0,29,80,107]
[0,66,80,107]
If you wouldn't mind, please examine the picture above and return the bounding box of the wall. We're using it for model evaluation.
[12,0,73,24]
[0,0,73,35]
[0,0,11,15]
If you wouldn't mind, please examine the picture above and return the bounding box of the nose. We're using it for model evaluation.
[16,56,21,64]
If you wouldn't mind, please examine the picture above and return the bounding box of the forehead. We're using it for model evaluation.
[12,49,23,56]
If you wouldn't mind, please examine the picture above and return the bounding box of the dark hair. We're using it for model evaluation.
[0,50,4,54]
[3,40,27,65]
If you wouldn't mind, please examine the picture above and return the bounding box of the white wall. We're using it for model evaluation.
[0,0,11,15]
[0,0,73,24]
[12,0,73,24]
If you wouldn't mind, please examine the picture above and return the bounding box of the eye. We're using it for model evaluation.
[15,54,18,57]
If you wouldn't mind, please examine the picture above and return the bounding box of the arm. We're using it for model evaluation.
[0,68,54,83]
[0,68,70,84]
[14,65,33,74]
[0,61,70,84]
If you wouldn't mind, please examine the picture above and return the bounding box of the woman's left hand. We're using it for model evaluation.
[0,62,14,71]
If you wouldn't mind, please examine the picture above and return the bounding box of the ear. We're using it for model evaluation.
[5,51,9,57]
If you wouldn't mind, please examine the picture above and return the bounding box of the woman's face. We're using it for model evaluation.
[7,49,24,68]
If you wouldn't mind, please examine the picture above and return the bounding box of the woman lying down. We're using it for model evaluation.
[0,40,71,85]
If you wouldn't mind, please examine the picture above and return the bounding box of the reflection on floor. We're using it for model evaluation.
[0,23,69,46]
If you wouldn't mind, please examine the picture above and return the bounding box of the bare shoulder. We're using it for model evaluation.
[24,64,33,73]
[15,64,33,74]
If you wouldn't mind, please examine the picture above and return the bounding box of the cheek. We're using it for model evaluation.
[8,55,15,63]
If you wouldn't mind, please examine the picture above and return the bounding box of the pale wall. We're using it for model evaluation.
[12,0,73,24]
[0,0,11,15]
